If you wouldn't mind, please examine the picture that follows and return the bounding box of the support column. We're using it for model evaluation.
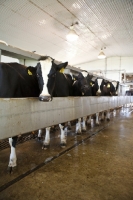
[0,50,1,62]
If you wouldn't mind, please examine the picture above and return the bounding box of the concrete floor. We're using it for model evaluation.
[0,107,133,200]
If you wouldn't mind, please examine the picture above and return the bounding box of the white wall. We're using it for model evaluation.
[19,59,38,67]
[1,56,37,67]
[75,56,133,82]
[1,55,19,63]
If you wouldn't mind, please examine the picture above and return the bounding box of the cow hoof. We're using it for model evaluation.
[82,129,86,132]
[38,137,41,141]
[60,143,66,148]
[8,166,13,174]
[76,132,82,135]
[39,96,51,102]
[8,166,17,174]
[42,144,50,150]
[107,118,110,121]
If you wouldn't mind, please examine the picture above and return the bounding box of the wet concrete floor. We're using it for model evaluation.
[0,107,133,200]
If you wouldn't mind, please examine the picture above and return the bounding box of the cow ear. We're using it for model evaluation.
[26,66,36,76]
[78,72,84,79]
[57,62,68,71]
[73,74,78,81]
[59,68,65,73]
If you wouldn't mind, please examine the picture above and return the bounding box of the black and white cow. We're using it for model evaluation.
[86,74,99,96]
[71,72,93,134]
[100,79,117,96]
[0,56,70,171]
[37,57,74,149]
[72,72,92,96]
[112,81,119,96]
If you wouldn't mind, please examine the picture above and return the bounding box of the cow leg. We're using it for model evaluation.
[38,129,42,141]
[106,110,110,121]
[87,115,92,125]
[67,121,72,130]
[8,136,17,173]
[82,117,87,132]
[59,124,67,148]
[101,111,105,121]
[113,109,116,117]
[76,118,82,135]
[42,127,51,150]
[96,113,100,125]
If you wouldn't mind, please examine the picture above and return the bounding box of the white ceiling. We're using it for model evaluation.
[0,0,133,66]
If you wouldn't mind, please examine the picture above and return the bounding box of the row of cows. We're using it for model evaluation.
[0,56,119,172]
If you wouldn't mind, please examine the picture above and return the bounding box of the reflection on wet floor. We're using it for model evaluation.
[0,107,133,199]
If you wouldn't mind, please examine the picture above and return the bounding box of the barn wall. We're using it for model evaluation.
[1,55,19,63]
[75,57,133,82]
[19,59,38,67]
[0,96,133,140]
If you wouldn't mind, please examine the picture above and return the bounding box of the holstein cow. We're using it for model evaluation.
[85,76,119,125]
[72,72,92,96]
[38,59,74,149]
[112,81,119,96]
[96,78,119,122]
[72,71,93,134]
[86,74,99,96]
[0,56,70,171]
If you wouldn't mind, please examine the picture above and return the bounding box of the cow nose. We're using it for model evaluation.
[39,95,52,102]
[82,85,89,91]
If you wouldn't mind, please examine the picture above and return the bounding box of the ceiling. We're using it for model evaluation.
[0,0,133,66]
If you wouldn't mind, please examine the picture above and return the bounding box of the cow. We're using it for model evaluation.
[112,81,119,95]
[0,56,70,172]
[125,90,133,96]
[86,74,99,96]
[71,71,93,134]
[37,58,74,149]
[100,79,117,96]
[72,72,92,96]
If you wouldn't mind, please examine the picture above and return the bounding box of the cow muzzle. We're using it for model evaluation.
[39,95,52,102]
[81,85,90,93]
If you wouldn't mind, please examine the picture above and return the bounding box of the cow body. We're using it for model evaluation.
[0,62,40,98]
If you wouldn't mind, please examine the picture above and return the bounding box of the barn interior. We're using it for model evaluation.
[0,0,133,199]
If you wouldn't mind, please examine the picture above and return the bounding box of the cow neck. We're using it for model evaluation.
[50,74,56,100]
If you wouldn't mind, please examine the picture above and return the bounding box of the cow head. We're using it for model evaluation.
[88,75,99,96]
[35,56,68,101]
[112,81,119,95]
[73,72,92,96]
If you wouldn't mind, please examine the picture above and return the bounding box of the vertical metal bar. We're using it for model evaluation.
[105,57,107,78]
[0,49,1,62]
[119,56,121,82]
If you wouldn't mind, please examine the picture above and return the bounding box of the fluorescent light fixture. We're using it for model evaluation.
[98,47,106,59]
[66,24,78,41]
